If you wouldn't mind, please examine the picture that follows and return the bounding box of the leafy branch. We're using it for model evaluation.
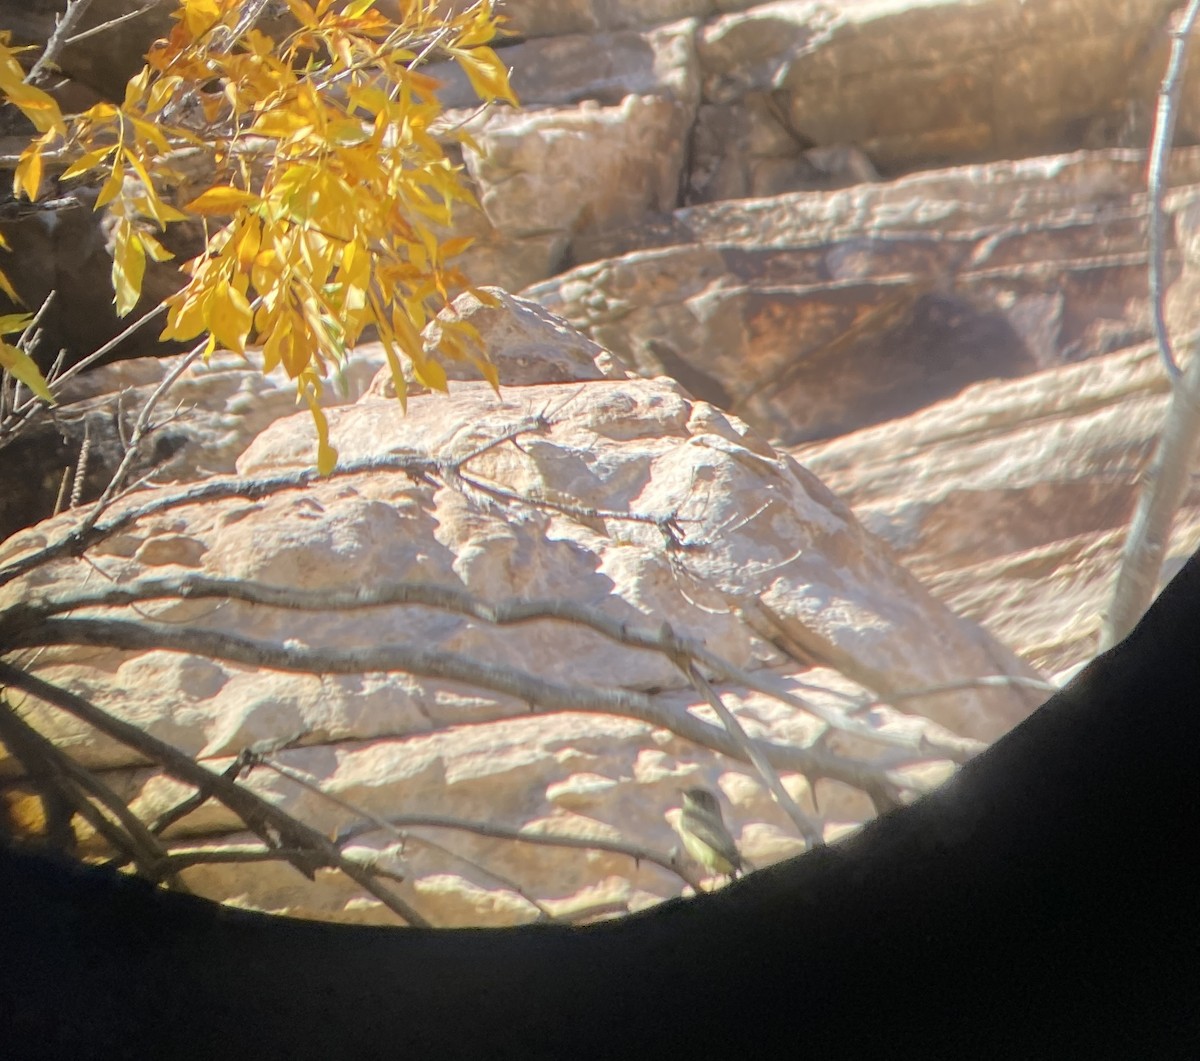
[1,0,518,472]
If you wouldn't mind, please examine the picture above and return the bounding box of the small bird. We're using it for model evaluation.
[674,787,747,880]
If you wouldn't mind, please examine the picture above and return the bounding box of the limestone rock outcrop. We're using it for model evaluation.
[4,0,1194,356]
[528,149,1200,443]
[1,291,1038,925]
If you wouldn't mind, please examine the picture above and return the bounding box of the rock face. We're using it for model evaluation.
[3,0,1195,360]
[442,0,1193,295]
[0,291,1038,926]
[529,149,1200,443]
[795,191,1200,675]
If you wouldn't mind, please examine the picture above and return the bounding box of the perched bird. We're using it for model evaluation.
[674,787,747,880]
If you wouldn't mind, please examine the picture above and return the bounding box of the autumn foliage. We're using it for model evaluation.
[0,0,516,471]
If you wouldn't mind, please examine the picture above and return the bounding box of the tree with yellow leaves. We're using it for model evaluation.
[1,0,516,472]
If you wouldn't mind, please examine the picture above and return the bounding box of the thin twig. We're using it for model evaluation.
[335,814,695,886]
[65,0,169,45]
[147,757,247,836]
[1101,332,1200,648]
[243,754,414,856]
[148,843,316,871]
[387,829,557,921]
[75,342,205,537]
[850,674,1059,710]
[0,696,79,849]
[3,616,924,796]
[9,573,984,763]
[0,661,432,927]
[29,303,169,402]
[0,422,667,591]
[0,696,176,881]
[210,0,277,51]
[68,422,91,510]
[17,291,58,350]
[52,465,72,517]
[1147,0,1200,381]
[682,658,823,848]
[27,0,97,87]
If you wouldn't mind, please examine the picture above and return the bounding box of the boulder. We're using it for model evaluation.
[0,292,1038,925]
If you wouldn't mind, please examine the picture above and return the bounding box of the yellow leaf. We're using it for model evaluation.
[0,77,65,135]
[145,75,183,115]
[0,340,54,403]
[369,295,407,410]
[454,47,518,107]
[327,119,369,146]
[457,4,499,48]
[13,143,43,202]
[412,355,447,392]
[0,313,33,334]
[347,85,388,117]
[124,150,174,228]
[234,216,262,272]
[148,199,191,224]
[252,245,282,294]
[284,0,317,28]
[96,163,126,208]
[112,223,147,316]
[343,0,377,17]
[129,115,172,154]
[0,267,18,303]
[261,317,293,374]
[469,286,501,308]
[161,288,211,342]
[263,309,312,378]
[185,185,262,215]
[123,65,152,109]
[455,319,483,346]
[61,146,117,182]
[199,91,225,124]
[475,354,500,392]
[81,101,118,122]
[182,0,223,37]
[440,235,475,258]
[140,231,175,263]
[206,279,253,354]
[304,391,338,475]
[251,110,311,139]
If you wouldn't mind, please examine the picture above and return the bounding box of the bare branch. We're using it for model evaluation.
[683,658,823,848]
[75,343,207,537]
[148,843,317,871]
[65,0,171,46]
[242,754,565,921]
[68,422,91,510]
[146,757,247,837]
[17,290,58,349]
[0,661,432,926]
[26,0,96,87]
[37,304,169,398]
[0,694,176,880]
[4,616,925,796]
[11,573,976,763]
[1103,1,1200,647]
[1101,339,1200,648]
[0,426,672,590]
[0,291,58,446]
[1147,0,1200,380]
[334,810,697,887]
